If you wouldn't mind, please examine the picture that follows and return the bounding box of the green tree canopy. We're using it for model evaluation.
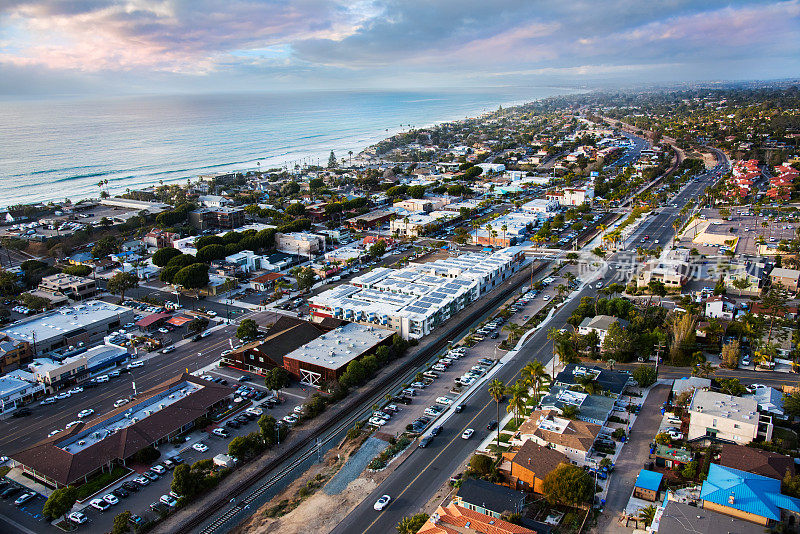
[236,318,259,341]
[152,247,182,267]
[167,253,197,268]
[173,263,209,290]
[43,486,77,521]
[92,236,120,258]
[107,271,138,300]
[542,463,595,507]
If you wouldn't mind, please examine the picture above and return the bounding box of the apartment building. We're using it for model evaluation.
[688,390,772,444]
[38,273,97,301]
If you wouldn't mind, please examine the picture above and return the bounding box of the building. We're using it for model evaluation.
[417,502,537,534]
[553,364,631,397]
[513,409,600,463]
[348,210,394,231]
[671,376,711,399]
[197,195,231,208]
[654,444,692,469]
[769,267,800,292]
[521,198,559,214]
[633,469,662,501]
[393,199,434,213]
[275,232,325,256]
[577,315,630,344]
[547,186,594,206]
[688,390,772,444]
[224,250,269,273]
[143,229,178,249]
[99,198,169,213]
[748,385,784,417]
[249,272,285,292]
[310,248,524,339]
[718,443,795,480]
[537,386,615,426]
[700,464,800,526]
[0,370,45,415]
[636,259,687,288]
[501,439,567,493]
[11,373,231,488]
[1,301,134,355]
[389,211,456,238]
[655,500,764,534]
[705,295,737,320]
[188,207,245,230]
[280,322,394,386]
[37,273,97,302]
[452,478,526,518]
[0,336,32,374]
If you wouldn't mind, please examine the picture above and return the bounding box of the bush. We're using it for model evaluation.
[132,446,161,464]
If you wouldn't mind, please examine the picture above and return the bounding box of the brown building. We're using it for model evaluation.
[0,336,32,374]
[769,267,800,292]
[189,207,245,230]
[417,502,536,534]
[143,228,178,248]
[501,439,567,493]
[38,273,97,301]
[633,469,663,502]
[348,209,394,231]
[12,374,231,488]
[718,443,795,480]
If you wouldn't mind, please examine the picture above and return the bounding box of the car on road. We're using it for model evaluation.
[12,408,31,418]
[77,409,94,419]
[68,511,88,524]
[373,494,391,511]
[65,420,81,429]
[48,429,62,437]
[114,398,130,408]
[14,492,36,506]
[486,420,498,431]
[41,397,57,406]
[461,428,474,439]
[419,435,433,447]
[161,346,175,354]
[90,498,111,511]
[192,442,209,452]
[127,361,144,369]
[455,404,465,413]
[431,426,442,436]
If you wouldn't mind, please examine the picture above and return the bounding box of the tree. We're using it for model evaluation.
[92,236,120,258]
[396,514,430,534]
[259,414,284,446]
[61,264,92,277]
[328,150,337,169]
[286,203,306,216]
[160,264,182,284]
[171,464,199,498]
[295,267,316,290]
[561,404,580,419]
[107,271,138,300]
[782,385,800,418]
[43,486,77,522]
[720,340,740,369]
[469,453,493,476]
[638,505,657,527]
[196,244,227,263]
[602,321,634,361]
[521,360,548,404]
[408,185,426,198]
[369,239,387,259]
[236,318,259,341]
[783,472,800,498]
[506,382,528,425]
[264,367,289,393]
[542,464,594,507]
[173,263,209,290]
[488,379,505,450]
[167,253,197,268]
[111,511,132,534]
[692,361,714,378]
[719,378,746,396]
[152,247,182,267]
[632,366,657,388]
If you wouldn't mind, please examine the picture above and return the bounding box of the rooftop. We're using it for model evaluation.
[1,300,132,345]
[689,390,759,425]
[718,443,795,480]
[455,478,525,515]
[655,444,693,464]
[634,469,663,492]
[282,322,393,370]
[518,409,600,453]
[418,502,536,534]
[509,439,567,478]
[555,364,630,396]
[656,500,764,534]
[700,463,800,520]
[538,385,615,424]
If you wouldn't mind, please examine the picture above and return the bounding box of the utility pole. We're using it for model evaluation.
[654,340,666,377]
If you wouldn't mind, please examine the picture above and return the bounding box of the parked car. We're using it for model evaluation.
[14,492,36,506]
[192,443,209,452]
[160,494,178,507]
[102,493,119,505]
[90,498,111,511]
[68,511,88,524]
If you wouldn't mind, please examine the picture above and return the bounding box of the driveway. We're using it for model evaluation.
[592,383,670,534]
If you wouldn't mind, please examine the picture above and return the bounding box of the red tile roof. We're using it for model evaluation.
[417,503,536,534]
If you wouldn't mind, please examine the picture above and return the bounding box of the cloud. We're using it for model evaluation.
[0,0,798,93]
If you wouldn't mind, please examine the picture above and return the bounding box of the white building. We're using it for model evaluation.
[476,163,506,174]
[520,198,559,215]
[547,186,595,206]
[310,247,525,339]
[197,195,231,208]
[275,232,326,257]
[225,250,268,273]
[577,315,630,344]
[0,370,45,414]
[705,296,737,320]
[389,211,456,238]
[688,390,772,444]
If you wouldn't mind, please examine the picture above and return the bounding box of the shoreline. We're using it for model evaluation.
[0,89,568,209]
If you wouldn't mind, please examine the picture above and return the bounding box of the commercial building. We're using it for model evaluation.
[513,409,600,463]
[310,247,525,339]
[99,198,169,213]
[471,211,542,247]
[688,390,772,444]
[1,300,134,355]
[12,374,232,488]
[27,343,128,392]
[37,273,97,302]
[0,336,33,374]
[654,500,764,534]
[389,211,456,238]
[348,209,394,230]
[188,207,245,230]
[547,186,594,206]
[700,464,800,526]
[520,198,559,214]
[275,232,325,256]
[0,370,45,415]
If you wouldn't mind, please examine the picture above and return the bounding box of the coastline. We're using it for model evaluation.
[0,88,567,209]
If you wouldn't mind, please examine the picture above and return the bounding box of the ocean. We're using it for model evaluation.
[0,87,567,208]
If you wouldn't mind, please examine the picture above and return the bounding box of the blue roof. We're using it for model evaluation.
[634,469,663,492]
[700,464,800,520]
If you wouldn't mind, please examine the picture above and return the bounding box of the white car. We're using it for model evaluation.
[461,428,474,439]
[192,443,209,452]
[65,421,81,429]
[114,399,130,408]
[56,392,71,399]
[158,327,170,334]
[207,310,218,317]
[161,346,175,354]
[245,407,263,417]
[77,409,94,419]
[435,397,453,406]
[212,428,229,438]
[90,498,110,511]
[48,429,62,437]
[14,492,36,506]
[68,511,88,524]
[368,417,387,426]
[102,493,119,505]
[151,464,166,474]
[68,387,83,394]
[373,494,391,511]
[127,361,144,369]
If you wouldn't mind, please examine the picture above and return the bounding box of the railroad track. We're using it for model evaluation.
[173,259,549,534]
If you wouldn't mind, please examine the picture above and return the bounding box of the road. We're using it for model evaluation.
[330,149,731,534]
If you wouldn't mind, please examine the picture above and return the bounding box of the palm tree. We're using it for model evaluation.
[485,223,492,246]
[506,382,528,425]
[521,360,549,405]
[547,327,564,376]
[578,375,599,395]
[488,379,505,450]
[472,221,480,244]
[638,505,657,528]
[692,361,714,378]
[501,224,507,245]
[502,322,522,343]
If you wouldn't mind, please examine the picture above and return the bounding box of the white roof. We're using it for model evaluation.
[2,300,132,345]
[690,390,759,425]
[283,322,393,370]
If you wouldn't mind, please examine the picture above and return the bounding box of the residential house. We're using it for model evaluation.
[249,273,285,292]
[718,444,795,481]
[452,478,526,518]
[654,444,693,469]
[700,464,800,526]
[275,232,325,257]
[655,500,764,534]
[537,386,615,426]
[687,390,772,444]
[416,502,537,534]
[197,195,231,208]
[577,315,630,344]
[501,439,568,493]
[513,409,600,463]
[553,364,631,397]
[633,469,662,502]
[705,295,737,320]
[143,229,178,249]
[769,267,800,292]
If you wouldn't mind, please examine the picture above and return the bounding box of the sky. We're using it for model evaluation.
[0,0,799,97]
